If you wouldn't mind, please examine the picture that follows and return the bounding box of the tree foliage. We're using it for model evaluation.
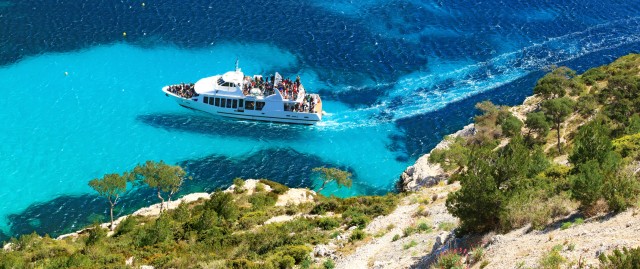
[312,167,352,192]
[533,67,576,99]
[568,120,639,212]
[525,111,550,144]
[447,135,556,233]
[133,160,189,212]
[429,136,470,173]
[446,146,502,233]
[599,247,640,269]
[569,120,613,165]
[88,172,131,230]
[542,97,575,153]
[499,114,523,138]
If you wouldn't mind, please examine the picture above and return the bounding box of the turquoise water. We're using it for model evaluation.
[2,0,640,239]
[0,43,407,234]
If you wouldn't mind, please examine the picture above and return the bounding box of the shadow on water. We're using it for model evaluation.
[4,147,384,241]
[136,112,307,141]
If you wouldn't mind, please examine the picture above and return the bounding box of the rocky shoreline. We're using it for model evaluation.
[397,123,476,192]
[397,95,541,193]
[43,179,315,242]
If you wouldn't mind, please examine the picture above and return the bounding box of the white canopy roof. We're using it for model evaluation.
[222,70,244,85]
[194,70,245,97]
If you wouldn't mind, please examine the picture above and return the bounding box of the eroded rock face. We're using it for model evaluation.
[397,124,475,192]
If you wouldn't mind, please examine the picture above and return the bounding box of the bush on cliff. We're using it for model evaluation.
[447,135,557,233]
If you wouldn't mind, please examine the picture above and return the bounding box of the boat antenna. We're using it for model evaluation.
[235,57,240,72]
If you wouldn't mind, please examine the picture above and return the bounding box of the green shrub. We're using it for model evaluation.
[234,178,246,194]
[538,247,565,269]
[433,251,464,269]
[185,208,219,233]
[349,229,366,242]
[323,259,335,269]
[249,192,278,210]
[500,114,523,138]
[602,172,640,213]
[446,146,503,234]
[575,95,598,117]
[403,240,418,250]
[64,252,93,267]
[259,179,289,194]
[346,214,370,229]
[114,216,138,237]
[238,211,270,229]
[599,247,640,268]
[392,234,400,242]
[429,136,470,173]
[571,160,606,208]
[470,246,485,264]
[417,222,433,233]
[403,226,416,237]
[310,199,339,215]
[560,222,572,230]
[171,201,191,221]
[342,207,372,229]
[227,258,259,269]
[134,215,176,247]
[581,67,608,85]
[277,245,312,264]
[85,223,107,246]
[613,133,640,159]
[438,222,456,231]
[268,254,295,269]
[255,182,266,192]
[206,191,239,222]
[315,217,340,230]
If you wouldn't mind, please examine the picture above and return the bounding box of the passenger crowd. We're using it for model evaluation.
[242,74,302,100]
[167,83,196,99]
[284,94,319,113]
[242,74,319,113]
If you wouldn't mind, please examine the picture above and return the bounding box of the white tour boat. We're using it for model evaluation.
[162,64,322,125]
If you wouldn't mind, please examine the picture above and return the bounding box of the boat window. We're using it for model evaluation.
[256,102,265,111]
[239,99,244,108]
[217,78,225,85]
[246,101,255,110]
[232,99,238,108]
[203,96,208,104]
[226,99,232,108]
[221,98,226,108]
[208,97,214,105]
[215,98,220,107]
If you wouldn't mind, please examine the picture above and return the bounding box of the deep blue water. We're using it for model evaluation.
[1,0,640,240]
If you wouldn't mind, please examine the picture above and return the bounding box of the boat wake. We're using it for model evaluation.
[319,16,640,130]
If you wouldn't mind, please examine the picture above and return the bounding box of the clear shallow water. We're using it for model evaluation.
[1,0,640,239]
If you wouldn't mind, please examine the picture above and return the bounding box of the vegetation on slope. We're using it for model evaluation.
[431,54,640,234]
[0,177,399,268]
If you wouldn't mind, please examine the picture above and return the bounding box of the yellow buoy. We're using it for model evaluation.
[142,2,145,7]
[123,32,127,37]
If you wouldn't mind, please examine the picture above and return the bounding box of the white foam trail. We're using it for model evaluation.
[320,16,640,130]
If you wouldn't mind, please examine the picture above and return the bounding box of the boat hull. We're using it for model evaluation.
[163,89,321,125]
